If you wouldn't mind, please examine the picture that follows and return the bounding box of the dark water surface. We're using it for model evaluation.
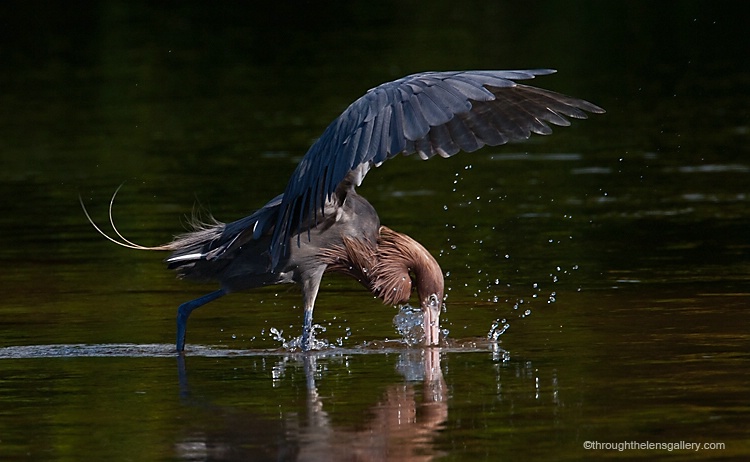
[1,1,748,460]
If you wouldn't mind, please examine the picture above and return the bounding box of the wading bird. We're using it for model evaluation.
[83,69,604,352]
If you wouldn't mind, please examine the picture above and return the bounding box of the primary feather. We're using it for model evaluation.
[266,69,603,266]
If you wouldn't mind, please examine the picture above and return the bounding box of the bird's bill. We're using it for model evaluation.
[423,302,441,346]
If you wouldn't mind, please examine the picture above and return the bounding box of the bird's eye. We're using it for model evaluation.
[428,294,440,307]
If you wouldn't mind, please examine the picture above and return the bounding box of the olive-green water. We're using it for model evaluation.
[1,1,748,461]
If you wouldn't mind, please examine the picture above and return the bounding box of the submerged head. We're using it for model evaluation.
[374,226,444,346]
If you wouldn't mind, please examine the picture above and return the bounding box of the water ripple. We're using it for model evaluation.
[0,340,503,359]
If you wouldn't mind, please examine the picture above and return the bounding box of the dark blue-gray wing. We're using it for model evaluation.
[269,69,604,265]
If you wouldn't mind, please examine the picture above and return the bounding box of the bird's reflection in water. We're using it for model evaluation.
[176,349,447,461]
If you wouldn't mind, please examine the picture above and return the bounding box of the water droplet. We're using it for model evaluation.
[487,319,510,341]
[393,304,426,346]
[269,327,284,342]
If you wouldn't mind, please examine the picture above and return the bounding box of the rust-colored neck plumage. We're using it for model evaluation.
[320,226,444,307]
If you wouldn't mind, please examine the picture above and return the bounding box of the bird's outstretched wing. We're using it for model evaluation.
[266,69,604,266]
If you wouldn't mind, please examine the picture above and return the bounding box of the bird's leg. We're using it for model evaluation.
[300,266,326,351]
[176,289,226,352]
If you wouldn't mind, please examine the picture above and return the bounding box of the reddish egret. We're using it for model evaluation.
[83,69,604,351]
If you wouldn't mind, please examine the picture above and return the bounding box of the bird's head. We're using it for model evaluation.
[375,226,444,346]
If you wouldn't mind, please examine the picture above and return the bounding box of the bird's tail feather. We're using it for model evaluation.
[81,186,282,269]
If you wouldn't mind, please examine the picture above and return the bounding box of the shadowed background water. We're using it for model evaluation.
[1,1,748,460]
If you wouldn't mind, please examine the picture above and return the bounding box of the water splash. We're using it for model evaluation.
[393,304,425,346]
[488,318,510,342]
[269,324,333,351]
[269,327,285,343]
